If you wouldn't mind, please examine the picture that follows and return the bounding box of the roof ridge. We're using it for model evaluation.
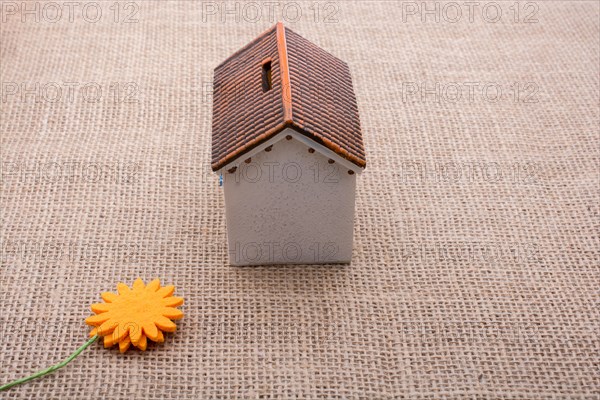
[276,22,293,124]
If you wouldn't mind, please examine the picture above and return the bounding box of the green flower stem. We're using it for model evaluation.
[0,335,99,391]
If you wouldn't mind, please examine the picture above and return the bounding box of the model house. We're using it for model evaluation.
[212,22,366,266]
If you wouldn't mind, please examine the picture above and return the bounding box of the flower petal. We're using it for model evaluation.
[161,307,184,320]
[119,337,131,353]
[129,324,143,346]
[111,324,129,343]
[156,285,175,298]
[135,334,147,351]
[89,328,98,337]
[153,329,164,343]
[155,315,177,332]
[91,303,111,313]
[142,322,160,341]
[85,313,111,326]
[132,278,145,291]
[104,334,118,348]
[162,297,184,307]
[97,319,117,336]
[146,279,160,292]
[117,283,130,295]
[101,292,118,303]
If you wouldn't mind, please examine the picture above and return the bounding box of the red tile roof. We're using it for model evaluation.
[212,23,365,171]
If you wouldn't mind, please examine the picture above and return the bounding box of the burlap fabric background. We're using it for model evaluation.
[1,1,598,398]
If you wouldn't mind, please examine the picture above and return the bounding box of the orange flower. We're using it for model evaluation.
[85,278,183,353]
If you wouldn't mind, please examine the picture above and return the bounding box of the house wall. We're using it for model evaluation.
[222,129,357,265]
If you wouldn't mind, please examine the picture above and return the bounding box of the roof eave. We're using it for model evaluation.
[213,124,365,175]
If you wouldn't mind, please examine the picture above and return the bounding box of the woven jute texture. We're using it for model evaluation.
[1,1,598,399]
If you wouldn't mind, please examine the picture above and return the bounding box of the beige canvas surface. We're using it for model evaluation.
[1,1,599,398]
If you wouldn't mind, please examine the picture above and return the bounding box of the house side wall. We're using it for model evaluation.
[223,130,357,265]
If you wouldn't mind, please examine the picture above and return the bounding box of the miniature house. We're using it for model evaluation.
[212,22,366,266]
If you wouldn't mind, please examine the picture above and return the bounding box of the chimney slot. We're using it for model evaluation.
[262,61,272,92]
